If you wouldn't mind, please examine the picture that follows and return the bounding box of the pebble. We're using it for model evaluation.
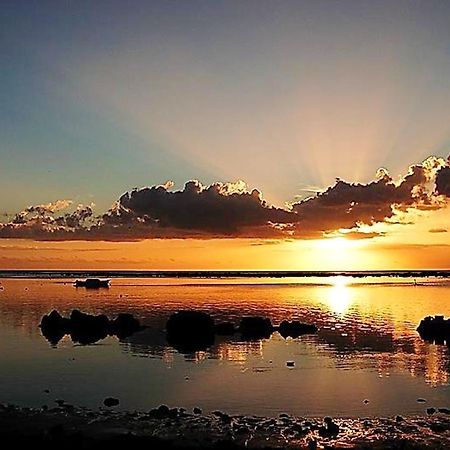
[103,397,120,407]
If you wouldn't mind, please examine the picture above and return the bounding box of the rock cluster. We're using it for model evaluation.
[166,310,317,353]
[40,310,142,345]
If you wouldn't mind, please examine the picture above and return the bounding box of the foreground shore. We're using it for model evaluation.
[1,403,450,449]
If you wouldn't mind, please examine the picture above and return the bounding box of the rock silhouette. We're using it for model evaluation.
[165,311,318,352]
[74,278,110,288]
[417,315,450,344]
[239,316,273,339]
[166,311,215,353]
[214,322,236,335]
[278,320,318,338]
[40,310,142,345]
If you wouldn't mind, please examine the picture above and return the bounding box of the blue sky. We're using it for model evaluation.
[2,0,450,214]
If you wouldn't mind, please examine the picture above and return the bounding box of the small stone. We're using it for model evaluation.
[103,397,120,407]
[363,399,369,404]
[157,404,170,415]
[417,398,426,403]
[438,407,450,414]
[427,407,436,415]
[193,407,202,415]
[286,361,295,367]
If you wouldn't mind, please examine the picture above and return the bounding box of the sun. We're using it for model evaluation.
[315,237,359,252]
[308,236,366,270]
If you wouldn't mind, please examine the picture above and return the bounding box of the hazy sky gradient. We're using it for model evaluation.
[2,0,450,214]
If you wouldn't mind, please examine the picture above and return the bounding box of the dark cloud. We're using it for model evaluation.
[105,180,294,235]
[291,159,448,237]
[0,156,449,241]
[436,166,450,196]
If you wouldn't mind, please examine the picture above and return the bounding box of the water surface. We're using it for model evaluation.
[1,276,450,417]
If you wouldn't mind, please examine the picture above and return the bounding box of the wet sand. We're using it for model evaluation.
[1,403,450,449]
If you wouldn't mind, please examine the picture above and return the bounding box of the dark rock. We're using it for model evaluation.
[158,404,170,413]
[417,398,426,403]
[438,407,450,414]
[112,313,141,339]
[70,310,110,344]
[286,361,295,367]
[215,322,236,336]
[324,417,339,436]
[166,311,215,353]
[239,316,273,339]
[39,310,142,346]
[427,407,436,415]
[417,315,450,343]
[193,407,202,415]
[39,310,71,345]
[74,278,110,289]
[396,415,404,423]
[278,320,318,338]
[103,397,119,407]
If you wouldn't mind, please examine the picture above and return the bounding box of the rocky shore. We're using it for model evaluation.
[1,403,450,449]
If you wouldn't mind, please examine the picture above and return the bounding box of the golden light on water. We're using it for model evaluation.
[326,276,353,315]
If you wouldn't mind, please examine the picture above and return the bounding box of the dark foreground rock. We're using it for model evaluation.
[1,403,450,449]
[40,310,143,345]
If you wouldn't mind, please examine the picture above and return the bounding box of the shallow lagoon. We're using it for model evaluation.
[1,276,450,417]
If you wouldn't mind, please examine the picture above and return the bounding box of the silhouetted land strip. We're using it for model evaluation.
[1,269,450,279]
[1,403,449,449]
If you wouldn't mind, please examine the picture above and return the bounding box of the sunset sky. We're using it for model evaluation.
[1,0,450,270]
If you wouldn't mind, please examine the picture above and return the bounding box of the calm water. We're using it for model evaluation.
[1,276,450,417]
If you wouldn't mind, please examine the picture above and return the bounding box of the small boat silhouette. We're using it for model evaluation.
[74,278,110,289]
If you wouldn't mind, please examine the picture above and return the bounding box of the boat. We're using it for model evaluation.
[74,278,110,289]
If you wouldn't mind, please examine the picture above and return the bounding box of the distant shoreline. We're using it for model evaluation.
[0,269,450,279]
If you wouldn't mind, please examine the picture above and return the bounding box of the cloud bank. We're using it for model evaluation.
[1,156,449,241]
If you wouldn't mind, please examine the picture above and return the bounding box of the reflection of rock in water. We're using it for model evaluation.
[39,309,142,346]
[120,327,168,357]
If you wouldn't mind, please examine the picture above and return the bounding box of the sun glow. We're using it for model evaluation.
[326,276,353,315]
[302,237,369,271]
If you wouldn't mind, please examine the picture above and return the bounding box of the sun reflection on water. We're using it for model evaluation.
[327,276,353,315]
